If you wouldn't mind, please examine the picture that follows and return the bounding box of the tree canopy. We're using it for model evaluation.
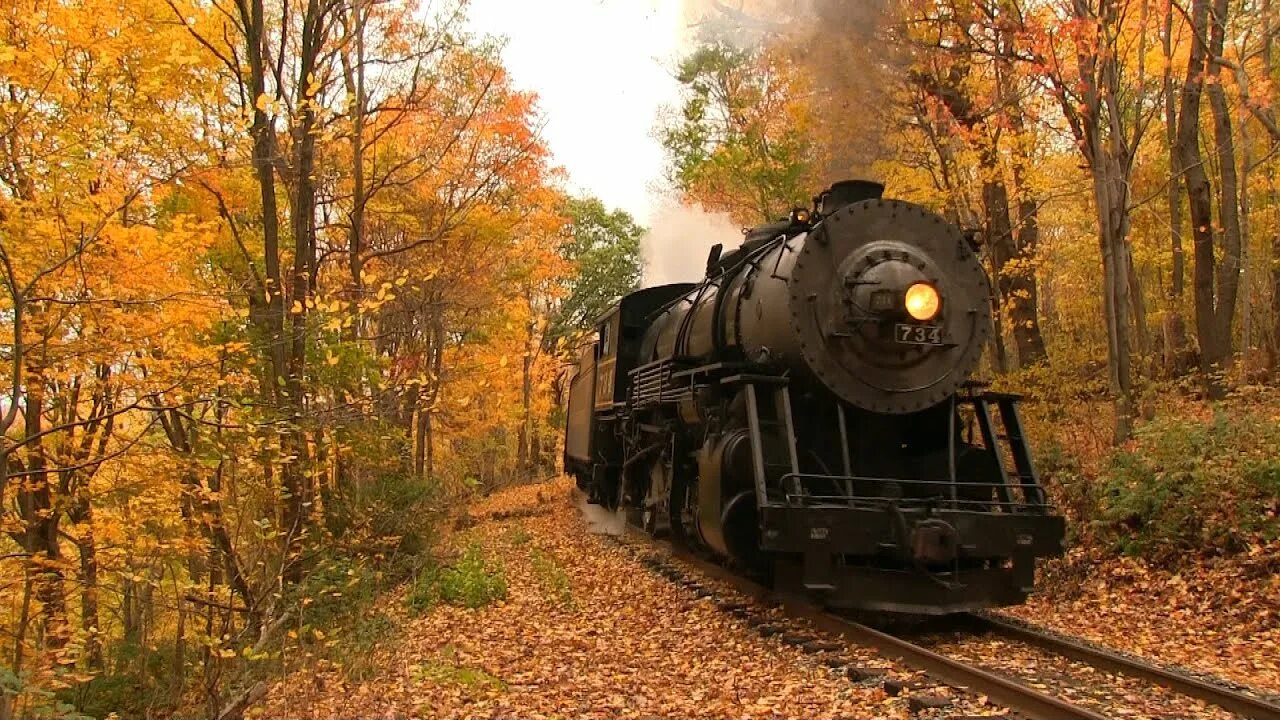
[0,1,638,715]
[545,196,645,348]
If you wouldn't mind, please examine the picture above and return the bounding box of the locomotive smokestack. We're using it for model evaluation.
[818,180,885,215]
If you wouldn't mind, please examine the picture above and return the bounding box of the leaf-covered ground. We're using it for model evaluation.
[1005,545,1280,695]
[257,479,1002,719]
[256,478,1278,718]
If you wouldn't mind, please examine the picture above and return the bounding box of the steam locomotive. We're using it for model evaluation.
[564,180,1065,614]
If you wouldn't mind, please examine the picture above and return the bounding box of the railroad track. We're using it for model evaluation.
[618,529,1280,720]
[962,613,1280,720]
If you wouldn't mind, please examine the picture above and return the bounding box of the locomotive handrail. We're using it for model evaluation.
[773,471,1034,486]
[769,472,1056,513]
[782,494,1056,512]
[775,473,1037,489]
[957,384,1026,402]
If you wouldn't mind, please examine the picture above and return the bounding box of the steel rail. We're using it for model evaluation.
[968,613,1280,720]
[646,538,1110,720]
[605,500,1280,720]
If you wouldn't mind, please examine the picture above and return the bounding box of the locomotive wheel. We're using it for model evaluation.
[641,506,659,535]
[592,465,622,511]
[607,470,623,512]
[640,458,671,536]
[668,472,696,545]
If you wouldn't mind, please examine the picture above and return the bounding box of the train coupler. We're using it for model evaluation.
[911,519,960,565]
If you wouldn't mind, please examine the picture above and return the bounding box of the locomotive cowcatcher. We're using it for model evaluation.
[564,180,1065,614]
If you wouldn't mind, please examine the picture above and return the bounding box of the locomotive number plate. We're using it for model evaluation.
[895,323,943,345]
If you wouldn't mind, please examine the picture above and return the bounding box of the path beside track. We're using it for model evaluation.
[260,478,994,719]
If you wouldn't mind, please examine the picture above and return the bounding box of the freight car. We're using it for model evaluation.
[564,180,1065,614]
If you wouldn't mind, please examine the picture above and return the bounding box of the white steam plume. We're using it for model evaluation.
[641,202,743,288]
[679,1,889,46]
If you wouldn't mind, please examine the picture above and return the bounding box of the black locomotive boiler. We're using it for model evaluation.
[564,180,1065,614]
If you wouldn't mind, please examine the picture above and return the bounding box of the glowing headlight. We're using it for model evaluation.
[904,283,941,321]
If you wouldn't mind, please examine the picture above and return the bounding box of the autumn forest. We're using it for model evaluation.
[1,0,1278,718]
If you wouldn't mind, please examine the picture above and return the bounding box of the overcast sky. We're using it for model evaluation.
[465,0,688,226]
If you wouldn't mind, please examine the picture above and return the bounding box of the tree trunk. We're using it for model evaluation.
[138,567,155,649]
[235,0,304,586]
[1128,252,1150,363]
[424,316,445,483]
[75,510,101,668]
[18,367,68,650]
[1093,150,1134,443]
[1002,27,1048,368]
[913,49,1046,371]
[1163,0,1185,300]
[202,554,221,718]
[122,568,140,645]
[422,410,434,483]
[1176,0,1240,394]
[982,177,1015,372]
[1264,0,1280,371]
[1010,196,1047,366]
[413,399,428,479]
[343,1,368,341]
[1240,119,1253,354]
[241,0,286,400]
[1176,0,1223,389]
[1164,310,1195,375]
[1271,163,1280,369]
[206,468,259,634]
[1,570,32,720]
[1205,0,1242,365]
[518,291,535,479]
[163,395,261,635]
[1162,25,1194,378]
[174,596,187,691]
[281,0,327,585]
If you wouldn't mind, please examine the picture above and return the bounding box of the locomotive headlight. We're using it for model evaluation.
[904,283,941,321]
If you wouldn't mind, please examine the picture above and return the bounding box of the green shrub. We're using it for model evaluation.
[278,552,412,686]
[1098,409,1280,560]
[10,664,97,720]
[506,526,531,546]
[407,545,507,613]
[342,610,398,681]
[1035,439,1095,543]
[529,549,574,608]
[409,646,506,692]
[324,469,439,557]
[57,641,181,720]
[406,565,441,612]
[63,670,153,720]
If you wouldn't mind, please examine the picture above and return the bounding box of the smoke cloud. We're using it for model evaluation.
[676,0,900,178]
[641,202,743,288]
[679,0,787,48]
[679,0,892,47]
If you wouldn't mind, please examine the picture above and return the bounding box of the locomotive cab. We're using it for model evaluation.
[563,284,695,506]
